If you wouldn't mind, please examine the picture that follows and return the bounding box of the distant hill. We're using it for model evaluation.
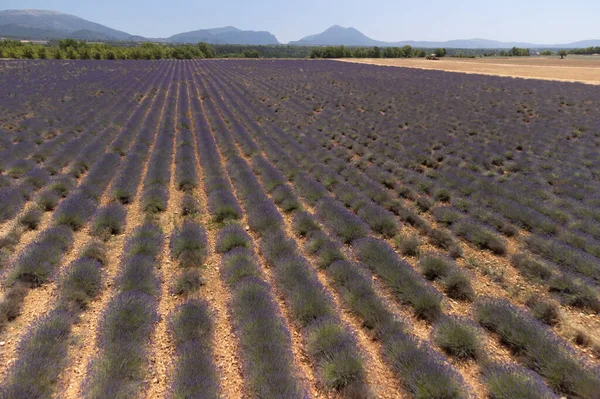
[290,25,600,49]
[168,27,279,45]
[0,10,598,49]
[0,9,133,41]
[289,25,380,46]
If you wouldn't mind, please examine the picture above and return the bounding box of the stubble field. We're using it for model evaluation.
[0,59,599,399]
[340,56,600,84]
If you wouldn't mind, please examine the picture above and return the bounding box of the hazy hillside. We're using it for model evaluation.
[1,9,598,48]
[168,27,279,45]
[289,25,381,46]
[290,25,600,48]
[0,9,132,40]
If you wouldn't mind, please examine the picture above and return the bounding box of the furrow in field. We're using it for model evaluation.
[0,65,166,384]
[58,61,176,399]
[187,66,244,398]
[194,70,319,398]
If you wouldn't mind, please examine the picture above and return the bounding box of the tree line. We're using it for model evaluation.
[0,39,216,60]
[308,45,450,59]
[2,39,598,60]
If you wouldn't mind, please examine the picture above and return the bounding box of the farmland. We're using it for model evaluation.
[0,59,599,398]
[341,56,600,84]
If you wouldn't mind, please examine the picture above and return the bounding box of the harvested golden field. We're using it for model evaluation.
[339,56,600,84]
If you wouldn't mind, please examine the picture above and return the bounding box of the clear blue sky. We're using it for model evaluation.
[3,0,599,43]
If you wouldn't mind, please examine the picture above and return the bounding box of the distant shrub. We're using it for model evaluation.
[141,185,168,214]
[433,206,462,227]
[173,270,204,296]
[221,248,261,286]
[318,198,369,244]
[434,189,452,202]
[357,202,400,237]
[433,317,482,359]
[209,190,242,223]
[92,203,127,240]
[306,318,364,390]
[483,363,558,399]
[216,224,251,254]
[548,274,600,312]
[442,271,475,301]
[525,297,560,326]
[396,185,416,200]
[382,329,467,398]
[36,189,60,211]
[328,260,391,331]
[394,234,421,256]
[246,199,283,234]
[59,258,103,308]
[0,283,29,330]
[170,220,208,268]
[419,254,453,280]
[271,185,301,212]
[48,177,75,198]
[416,196,434,213]
[54,193,96,231]
[511,253,553,281]
[181,193,200,216]
[80,240,108,266]
[6,159,35,178]
[0,187,26,222]
[23,168,50,190]
[175,144,198,191]
[18,207,42,230]
[117,254,160,296]
[428,228,463,258]
[526,235,600,282]
[124,224,163,259]
[295,173,328,205]
[454,220,507,255]
[10,226,73,286]
[292,211,321,238]
[314,237,345,269]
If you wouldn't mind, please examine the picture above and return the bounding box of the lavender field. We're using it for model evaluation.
[0,59,599,399]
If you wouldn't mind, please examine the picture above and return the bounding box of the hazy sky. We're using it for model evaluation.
[3,0,599,43]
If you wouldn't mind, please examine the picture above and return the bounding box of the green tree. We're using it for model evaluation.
[197,42,215,58]
[22,46,35,59]
[434,48,447,57]
[401,45,413,57]
[37,47,48,59]
[58,39,79,51]
[243,49,260,58]
[559,50,568,59]
[507,47,530,56]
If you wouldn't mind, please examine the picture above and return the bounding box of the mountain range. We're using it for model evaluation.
[289,25,600,49]
[1,9,599,49]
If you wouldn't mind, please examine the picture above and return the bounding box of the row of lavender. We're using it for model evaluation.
[221,60,600,301]
[198,59,600,398]
[1,59,598,398]
[0,61,177,397]
[208,60,600,312]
